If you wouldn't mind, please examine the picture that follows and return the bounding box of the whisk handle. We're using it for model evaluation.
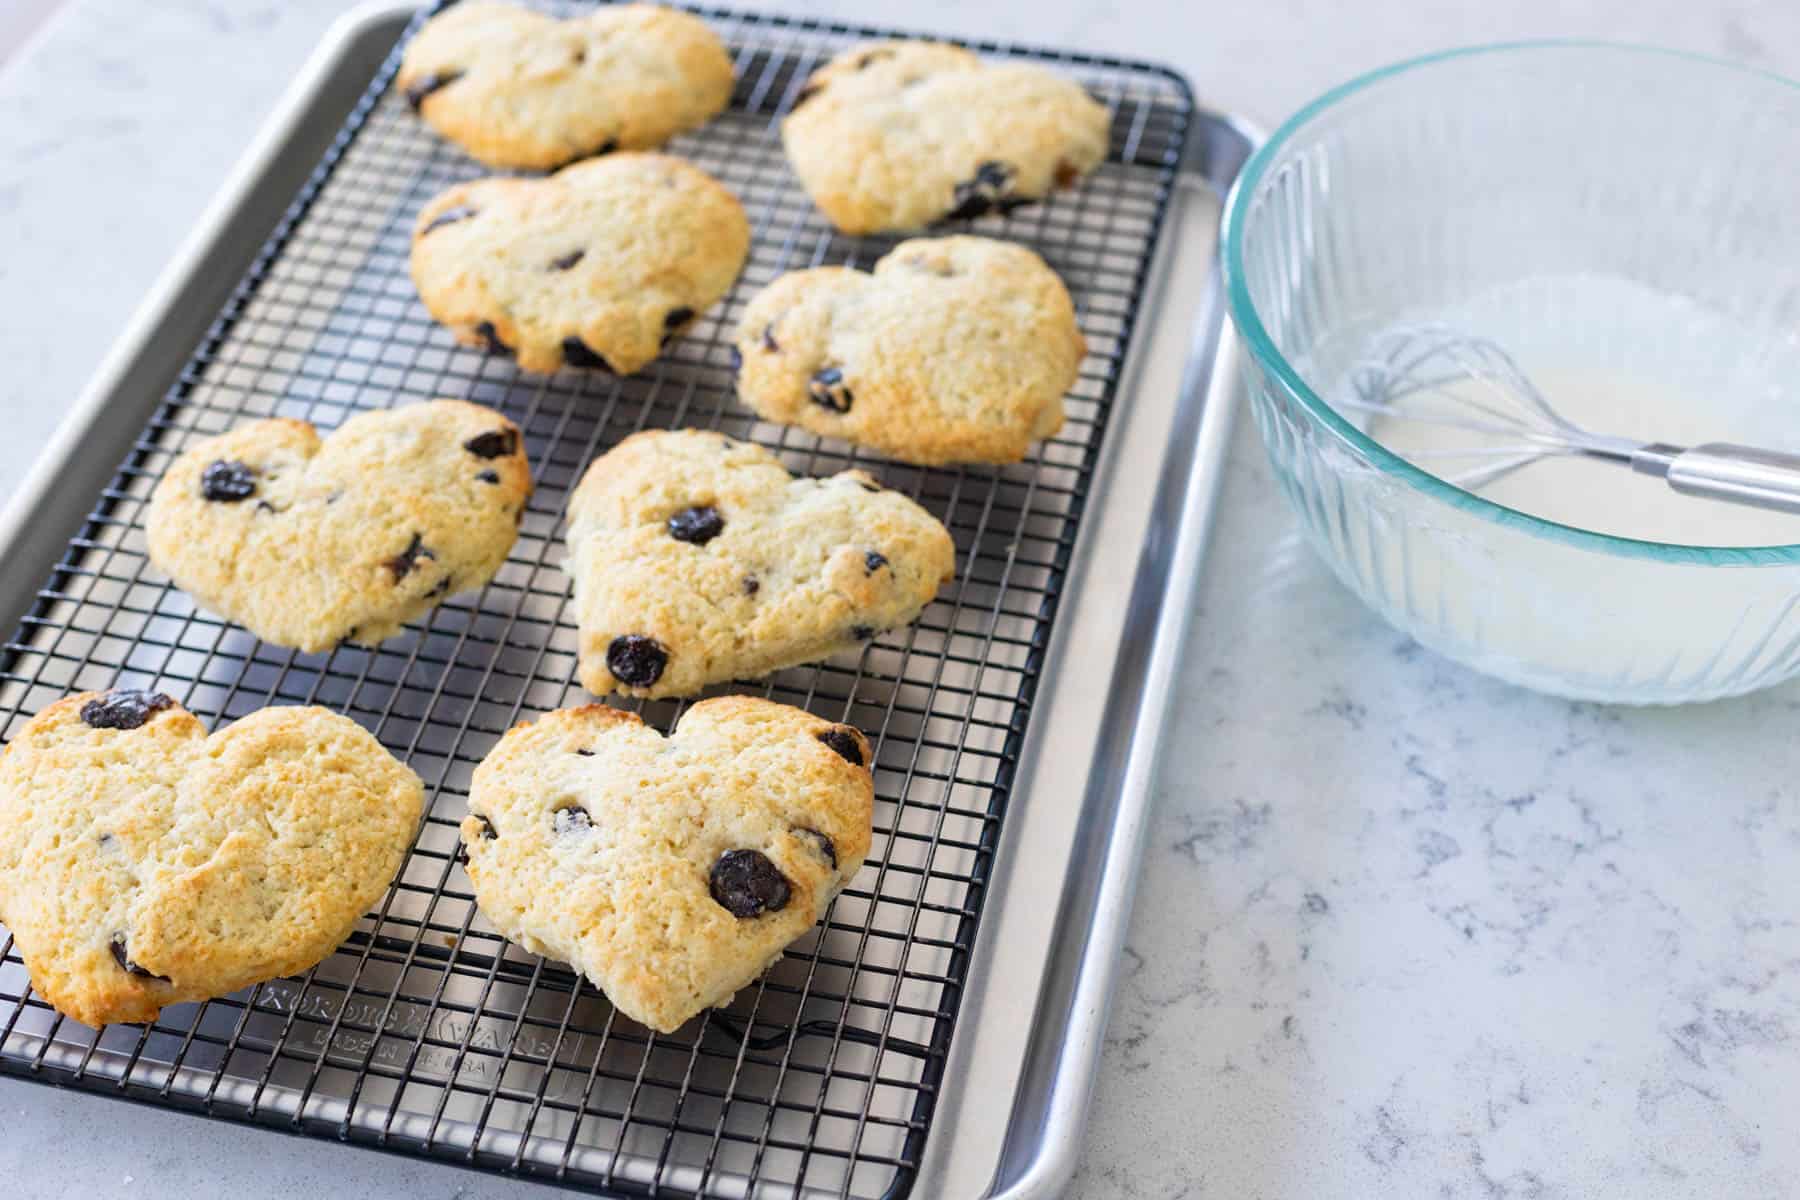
[1633,442,1800,515]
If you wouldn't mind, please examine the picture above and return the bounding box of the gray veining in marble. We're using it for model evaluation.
[4,1,1800,1197]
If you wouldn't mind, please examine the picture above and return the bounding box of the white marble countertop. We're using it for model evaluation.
[4,2,1800,1197]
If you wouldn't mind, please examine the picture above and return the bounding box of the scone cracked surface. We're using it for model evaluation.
[397,2,733,170]
[145,399,531,654]
[459,699,874,1034]
[733,236,1083,465]
[781,41,1110,234]
[411,153,749,375]
[0,692,423,1027]
[566,430,956,699]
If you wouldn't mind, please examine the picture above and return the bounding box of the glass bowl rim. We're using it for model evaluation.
[1220,39,1800,566]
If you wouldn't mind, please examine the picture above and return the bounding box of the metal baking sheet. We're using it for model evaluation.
[0,3,1255,1196]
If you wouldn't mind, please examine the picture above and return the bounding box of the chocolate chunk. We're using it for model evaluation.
[552,806,592,836]
[200,459,257,503]
[463,428,518,459]
[1053,158,1081,189]
[474,815,497,840]
[404,69,464,110]
[816,726,865,767]
[851,625,876,641]
[575,748,596,757]
[475,469,500,484]
[668,505,725,545]
[864,550,888,573]
[254,499,279,515]
[606,635,668,688]
[808,366,852,413]
[385,532,436,582]
[421,205,478,236]
[561,336,613,372]
[742,575,760,596]
[760,324,780,352]
[109,935,170,982]
[663,306,696,330]
[796,826,838,870]
[474,320,511,357]
[80,690,174,731]
[709,849,791,917]
[945,160,1016,221]
[548,249,585,271]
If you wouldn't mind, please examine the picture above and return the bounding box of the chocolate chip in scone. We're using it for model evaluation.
[742,575,760,596]
[808,367,852,413]
[851,624,876,641]
[404,69,464,110]
[606,634,668,688]
[575,748,596,757]
[796,826,838,870]
[475,469,500,484]
[663,307,696,331]
[475,320,512,358]
[945,160,1017,221]
[561,336,614,372]
[200,459,257,503]
[760,324,781,353]
[1053,158,1082,189]
[816,726,865,767]
[421,205,478,237]
[548,249,585,271]
[385,532,436,582]
[668,505,725,545]
[80,690,174,731]
[709,849,791,918]
[109,935,170,982]
[864,550,888,573]
[475,815,497,840]
[253,499,280,515]
[463,428,518,459]
[552,805,592,836]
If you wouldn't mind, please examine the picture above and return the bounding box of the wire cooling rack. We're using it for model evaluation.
[0,2,1192,1195]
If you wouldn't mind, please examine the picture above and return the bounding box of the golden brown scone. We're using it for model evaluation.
[565,430,955,698]
[459,698,873,1033]
[781,41,1110,234]
[398,2,734,170]
[732,236,1082,464]
[410,153,749,375]
[144,400,531,653]
[0,691,423,1027]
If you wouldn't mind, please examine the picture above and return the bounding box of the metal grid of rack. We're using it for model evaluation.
[0,3,1192,1195]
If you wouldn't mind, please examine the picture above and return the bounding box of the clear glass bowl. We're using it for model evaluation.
[1222,43,1800,704]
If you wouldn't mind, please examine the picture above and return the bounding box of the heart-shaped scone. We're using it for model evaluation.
[566,430,955,698]
[459,698,873,1033]
[145,400,531,653]
[0,691,423,1026]
[411,154,749,375]
[398,2,733,170]
[732,236,1083,464]
[782,41,1110,234]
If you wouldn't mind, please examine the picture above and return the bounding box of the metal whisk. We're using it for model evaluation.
[1343,324,1800,515]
